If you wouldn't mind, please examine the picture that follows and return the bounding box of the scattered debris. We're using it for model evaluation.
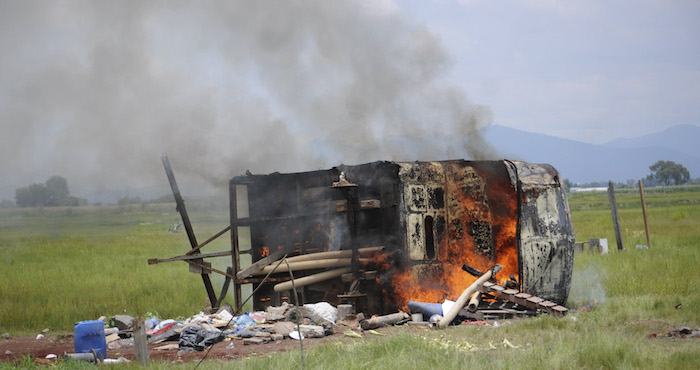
[289,331,304,340]
[360,312,409,330]
[668,325,699,338]
[243,338,267,345]
[111,315,135,331]
[154,343,179,351]
[102,357,130,364]
[648,324,700,339]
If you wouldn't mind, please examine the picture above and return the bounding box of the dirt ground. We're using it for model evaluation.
[0,328,386,365]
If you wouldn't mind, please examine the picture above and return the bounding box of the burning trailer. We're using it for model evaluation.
[151,158,575,320]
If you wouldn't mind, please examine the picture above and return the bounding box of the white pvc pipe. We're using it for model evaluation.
[282,246,385,264]
[437,264,503,329]
[273,267,352,292]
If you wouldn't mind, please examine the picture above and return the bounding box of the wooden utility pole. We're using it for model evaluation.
[608,181,624,251]
[638,180,652,248]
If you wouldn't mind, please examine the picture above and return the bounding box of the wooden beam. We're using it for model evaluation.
[235,248,289,279]
[608,181,624,251]
[162,154,217,304]
[185,225,231,256]
[638,180,652,248]
[148,250,233,265]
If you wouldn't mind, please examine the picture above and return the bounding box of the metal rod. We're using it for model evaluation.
[638,180,652,248]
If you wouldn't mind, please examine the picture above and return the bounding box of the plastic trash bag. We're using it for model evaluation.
[178,326,224,351]
[303,302,338,326]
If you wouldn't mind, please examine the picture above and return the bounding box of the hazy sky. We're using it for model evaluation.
[1,0,698,203]
[399,0,700,143]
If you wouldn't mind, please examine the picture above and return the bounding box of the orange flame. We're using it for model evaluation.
[388,172,519,308]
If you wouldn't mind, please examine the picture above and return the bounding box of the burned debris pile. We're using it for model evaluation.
[151,158,576,338]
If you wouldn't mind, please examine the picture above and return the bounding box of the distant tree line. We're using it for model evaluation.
[14,176,87,207]
[564,160,694,192]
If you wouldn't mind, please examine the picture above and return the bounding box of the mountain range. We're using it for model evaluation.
[480,124,700,184]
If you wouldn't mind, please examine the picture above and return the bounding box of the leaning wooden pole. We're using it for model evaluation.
[162,154,218,305]
[608,181,624,251]
[437,264,503,328]
[638,180,652,248]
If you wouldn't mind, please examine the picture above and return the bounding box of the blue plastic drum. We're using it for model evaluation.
[73,320,107,360]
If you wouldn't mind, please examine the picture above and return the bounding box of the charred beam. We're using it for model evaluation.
[148,250,233,265]
[185,226,231,256]
[162,154,217,304]
[236,247,291,279]
[214,267,233,311]
[461,263,498,284]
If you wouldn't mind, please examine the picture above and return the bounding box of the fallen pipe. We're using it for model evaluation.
[360,312,409,330]
[273,267,352,292]
[252,258,369,276]
[282,247,385,264]
[437,264,503,329]
[462,264,497,284]
[467,292,481,312]
[63,350,99,363]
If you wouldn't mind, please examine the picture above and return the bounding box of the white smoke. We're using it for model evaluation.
[568,263,608,308]
[0,0,495,203]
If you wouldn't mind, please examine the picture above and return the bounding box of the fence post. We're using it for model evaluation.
[608,181,624,251]
[638,180,652,248]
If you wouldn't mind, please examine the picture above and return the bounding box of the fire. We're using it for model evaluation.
[389,170,520,308]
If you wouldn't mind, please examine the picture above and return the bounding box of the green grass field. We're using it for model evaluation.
[1,186,699,368]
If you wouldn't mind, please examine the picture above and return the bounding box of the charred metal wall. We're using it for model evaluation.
[506,162,575,304]
[230,159,574,311]
[231,162,403,311]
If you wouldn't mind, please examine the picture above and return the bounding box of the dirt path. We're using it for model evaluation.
[0,328,387,365]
